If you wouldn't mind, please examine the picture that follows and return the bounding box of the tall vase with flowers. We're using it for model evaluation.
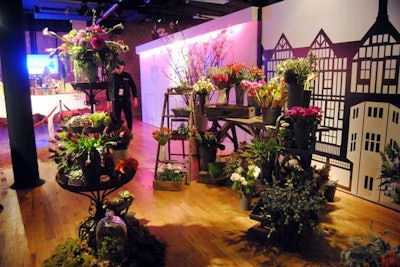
[192,76,214,114]
[284,106,323,150]
[43,14,129,84]
[241,76,287,125]
[208,66,231,105]
[275,51,319,108]
[152,127,172,161]
[226,62,247,105]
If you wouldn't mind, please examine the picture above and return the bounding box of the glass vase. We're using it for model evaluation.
[216,88,228,105]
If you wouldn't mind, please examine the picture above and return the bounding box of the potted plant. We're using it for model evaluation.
[171,106,192,117]
[153,163,186,191]
[192,76,215,114]
[229,163,261,211]
[275,51,319,108]
[171,123,190,140]
[341,220,400,266]
[49,128,115,186]
[284,105,323,150]
[107,125,133,165]
[323,179,338,202]
[226,62,247,105]
[378,143,400,204]
[251,159,329,252]
[194,130,225,171]
[243,131,283,184]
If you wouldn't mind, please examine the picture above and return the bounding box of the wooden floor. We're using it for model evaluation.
[0,119,399,267]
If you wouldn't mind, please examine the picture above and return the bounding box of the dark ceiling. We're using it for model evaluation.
[23,0,282,25]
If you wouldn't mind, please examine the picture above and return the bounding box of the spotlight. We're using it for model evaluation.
[78,2,89,16]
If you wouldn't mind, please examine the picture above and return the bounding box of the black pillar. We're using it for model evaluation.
[0,1,45,189]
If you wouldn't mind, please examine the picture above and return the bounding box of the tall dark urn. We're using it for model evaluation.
[286,83,304,109]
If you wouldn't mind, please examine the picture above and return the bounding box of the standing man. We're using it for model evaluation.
[112,60,138,130]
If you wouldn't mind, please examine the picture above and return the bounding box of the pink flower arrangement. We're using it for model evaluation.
[284,106,323,123]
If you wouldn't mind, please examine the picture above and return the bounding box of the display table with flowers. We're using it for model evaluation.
[49,111,139,242]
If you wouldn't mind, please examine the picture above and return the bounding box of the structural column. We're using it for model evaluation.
[0,0,44,188]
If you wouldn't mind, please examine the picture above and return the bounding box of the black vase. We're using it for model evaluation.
[235,85,244,106]
[302,90,312,108]
[197,93,207,114]
[79,149,101,185]
[287,83,304,109]
[280,223,300,252]
[198,145,217,171]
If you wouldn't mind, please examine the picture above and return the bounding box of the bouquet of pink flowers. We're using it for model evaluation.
[284,106,323,123]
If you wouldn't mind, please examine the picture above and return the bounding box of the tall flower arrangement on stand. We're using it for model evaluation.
[43,14,129,83]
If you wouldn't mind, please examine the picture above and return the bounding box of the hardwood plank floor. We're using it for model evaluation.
[0,120,399,267]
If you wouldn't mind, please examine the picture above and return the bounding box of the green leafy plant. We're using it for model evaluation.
[341,220,400,267]
[379,143,400,204]
[49,129,115,174]
[275,51,319,88]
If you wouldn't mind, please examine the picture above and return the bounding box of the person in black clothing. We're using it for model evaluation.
[111,60,138,130]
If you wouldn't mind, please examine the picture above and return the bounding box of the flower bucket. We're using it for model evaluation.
[261,107,282,125]
[198,145,217,171]
[287,83,304,109]
[279,223,300,252]
[324,184,337,202]
[235,85,244,106]
[240,189,253,211]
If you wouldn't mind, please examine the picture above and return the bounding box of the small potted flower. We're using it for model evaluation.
[230,164,261,210]
[107,125,134,165]
[153,163,186,191]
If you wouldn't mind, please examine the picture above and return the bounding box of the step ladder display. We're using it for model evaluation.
[154,90,196,184]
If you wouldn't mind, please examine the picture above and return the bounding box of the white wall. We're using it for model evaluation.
[136,7,259,127]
